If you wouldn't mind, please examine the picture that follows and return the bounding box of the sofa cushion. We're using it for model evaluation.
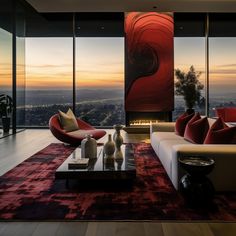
[151,132,183,156]
[204,117,236,144]
[184,113,209,144]
[175,112,194,137]
[152,132,183,143]
[158,139,191,180]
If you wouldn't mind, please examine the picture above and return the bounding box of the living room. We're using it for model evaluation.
[0,0,236,235]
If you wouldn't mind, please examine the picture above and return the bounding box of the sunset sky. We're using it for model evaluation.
[1,25,236,94]
[0,28,12,89]
[26,37,236,92]
[174,37,236,94]
[25,37,124,90]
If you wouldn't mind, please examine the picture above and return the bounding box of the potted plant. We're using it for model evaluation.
[0,94,13,133]
[175,65,204,114]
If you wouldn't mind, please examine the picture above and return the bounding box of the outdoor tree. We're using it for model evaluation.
[175,65,204,110]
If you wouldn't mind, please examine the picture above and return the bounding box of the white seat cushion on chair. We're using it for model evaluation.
[68,129,92,138]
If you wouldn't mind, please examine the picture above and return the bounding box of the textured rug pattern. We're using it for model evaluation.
[0,143,236,220]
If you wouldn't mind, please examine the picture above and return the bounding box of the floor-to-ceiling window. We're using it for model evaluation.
[16,1,26,128]
[23,13,236,127]
[24,13,125,127]
[76,37,125,126]
[209,38,236,117]
[25,38,73,126]
[208,14,236,117]
[0,0,13,137]
[174,37,205,120]
[174,14,206,120]
[0,27,12,136]
[0,28,12,96]
[0,27,12,98]
[25,36,125,127]
[16,35,25,128]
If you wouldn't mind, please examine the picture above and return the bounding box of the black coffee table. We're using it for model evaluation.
[55,144,136,185]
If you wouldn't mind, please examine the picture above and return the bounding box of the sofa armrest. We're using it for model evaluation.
[173,144,236,156]
[150,122,175,133]
[171,144,236,191]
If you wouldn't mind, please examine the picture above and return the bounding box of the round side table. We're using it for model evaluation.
[179,156,215,206]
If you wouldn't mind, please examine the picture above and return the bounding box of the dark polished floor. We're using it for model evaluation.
[0,129,235,236]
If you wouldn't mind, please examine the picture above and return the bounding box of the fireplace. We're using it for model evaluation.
[129,120,159,126]
[124,111,172,133]
[126,111,172,126]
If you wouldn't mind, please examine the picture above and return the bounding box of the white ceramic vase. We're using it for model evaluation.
[113,124,123,149]
[115,148,123,160]
[81,134,97,159]
[104,134,115,157]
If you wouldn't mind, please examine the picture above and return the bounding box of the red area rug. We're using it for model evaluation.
[0,143,236,221]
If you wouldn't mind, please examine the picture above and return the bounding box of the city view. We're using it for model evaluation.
[23,89,125,126]
[2,36,236,127]
[13,88,235,126]
[22,37,125,126]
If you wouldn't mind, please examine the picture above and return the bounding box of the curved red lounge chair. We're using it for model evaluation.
[49,114,106,146]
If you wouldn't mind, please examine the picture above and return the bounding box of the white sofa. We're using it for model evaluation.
[150,119,236,192]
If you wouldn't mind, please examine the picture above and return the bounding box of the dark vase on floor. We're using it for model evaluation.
[179,156,215,207]
[2,117,11,133]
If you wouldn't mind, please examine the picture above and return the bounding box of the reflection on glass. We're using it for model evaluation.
[174,37,205,120]
[0,27,12,135]
[76,37,125,126]
[25,37,73,126]
[16,36,25,127]
[16,4,26,128]
[0,28,12,96]
[209,38,236,117]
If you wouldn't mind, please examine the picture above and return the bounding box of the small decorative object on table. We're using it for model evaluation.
[104,134,115,167]
[113,124,124,149]
[115,148,123,160]
[104,134,115,157]
[104,157,115,170]
[68,158,89,169]
[179,156,215,206]
[81,134,97,159]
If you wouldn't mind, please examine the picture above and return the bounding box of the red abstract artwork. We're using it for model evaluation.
[125,12,174,112]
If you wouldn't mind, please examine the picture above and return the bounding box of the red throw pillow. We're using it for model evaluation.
[175,111,194,137]
[204,117,236,144]
[184,113,209,144]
